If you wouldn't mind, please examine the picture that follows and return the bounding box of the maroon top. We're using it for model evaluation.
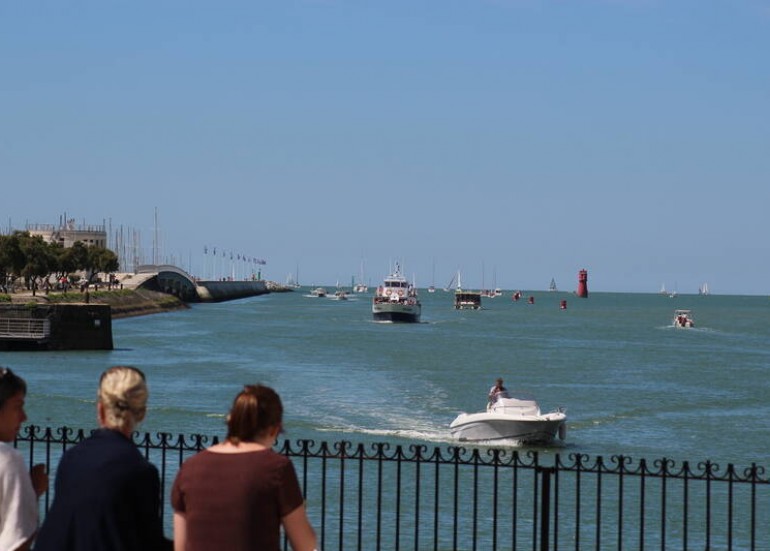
[171,449,304,551]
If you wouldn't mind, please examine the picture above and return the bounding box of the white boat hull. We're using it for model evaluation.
[450,399,566,444]
[372,301,421,323]
[450,411,566,443]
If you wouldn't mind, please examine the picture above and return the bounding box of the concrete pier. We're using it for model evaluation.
[130,265,269,302]
[0,304,113,351]
[194,280,268,302]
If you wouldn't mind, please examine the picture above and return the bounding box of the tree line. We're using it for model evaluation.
[0,231,119,291]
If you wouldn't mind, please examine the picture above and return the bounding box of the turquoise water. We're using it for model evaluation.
[7,289,770,469]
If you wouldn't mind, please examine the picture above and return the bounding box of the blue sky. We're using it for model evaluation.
[2,1,768,294]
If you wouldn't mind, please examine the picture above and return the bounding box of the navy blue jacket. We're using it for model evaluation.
[35,428,171,550]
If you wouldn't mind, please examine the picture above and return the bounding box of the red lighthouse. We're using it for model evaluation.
[577,269,588,298]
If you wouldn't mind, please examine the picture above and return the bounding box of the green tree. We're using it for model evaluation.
[0,232,27,280]
[18,233,56,289]
[56,241,89,278]
[85,246,119,281]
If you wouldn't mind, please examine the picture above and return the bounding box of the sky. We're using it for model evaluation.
[2,1,769,295]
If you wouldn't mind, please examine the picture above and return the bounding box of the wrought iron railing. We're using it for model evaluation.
[15,425,770,550]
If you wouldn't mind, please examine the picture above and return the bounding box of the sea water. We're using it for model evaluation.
[6,289,770,469]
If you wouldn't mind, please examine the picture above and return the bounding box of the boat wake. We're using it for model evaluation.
[660,325,715,333]
[316,425,452,444]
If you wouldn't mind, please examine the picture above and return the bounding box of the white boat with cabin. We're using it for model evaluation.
[353,260,368,293]
[450,394,567,444]
[331,289,348,300]
[372,264,421,323]
[453,271,481,310]
[673,309,694,328]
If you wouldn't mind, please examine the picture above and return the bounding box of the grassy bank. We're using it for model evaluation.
[1,288,189,318]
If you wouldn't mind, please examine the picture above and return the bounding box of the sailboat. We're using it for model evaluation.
[353,260,368,293]
[549,278,557,292]
[285,266,301,289]
[443,272,456,292]
[428,260,436,293]
[699,283,710,296]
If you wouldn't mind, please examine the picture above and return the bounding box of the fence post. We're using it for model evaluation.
[539,466,555,551]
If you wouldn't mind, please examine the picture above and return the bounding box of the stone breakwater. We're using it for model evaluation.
[2,281,293,319]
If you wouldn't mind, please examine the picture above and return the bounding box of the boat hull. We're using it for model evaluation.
[372,302,421,323]
[450,411,566,444]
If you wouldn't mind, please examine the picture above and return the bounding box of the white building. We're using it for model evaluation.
[27,219,107,248]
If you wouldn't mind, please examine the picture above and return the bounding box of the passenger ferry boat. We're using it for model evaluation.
[455,290,482,310]
[372,264,421,323]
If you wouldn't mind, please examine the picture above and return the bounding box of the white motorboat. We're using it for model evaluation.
[450,395,567,444]
[309,287,327,298]
[331,289,348,300]
[673,309,694,328]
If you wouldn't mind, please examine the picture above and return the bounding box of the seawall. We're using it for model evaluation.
[194,280,268,302]
[0,303,113,351]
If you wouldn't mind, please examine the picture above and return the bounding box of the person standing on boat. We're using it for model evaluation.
[488,378,510,404]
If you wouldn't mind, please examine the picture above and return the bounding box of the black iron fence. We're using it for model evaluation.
[15,425,770,550]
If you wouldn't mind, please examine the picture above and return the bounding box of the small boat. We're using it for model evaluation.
[455,291,482,309]
[428,260,436,292]
[673,309,694,328]
[284,273,301,289]
[353,261,368,293]
[454,271,482,310]
[372,263,421,323]
[309,287,327,298]
[331,289,348,300]
[450,395,567,444]
[442,272,456,293]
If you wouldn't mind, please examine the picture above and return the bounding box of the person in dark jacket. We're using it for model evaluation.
[35,366,171,550]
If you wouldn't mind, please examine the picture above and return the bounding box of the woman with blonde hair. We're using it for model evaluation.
[35,366,171,550]
[172,384,317,551]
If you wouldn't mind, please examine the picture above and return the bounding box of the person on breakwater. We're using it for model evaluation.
[0,367,48,551]
[171,384,317,551]
[35,366,172,550]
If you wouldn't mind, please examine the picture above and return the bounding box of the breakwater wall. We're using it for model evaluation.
[0,304,113,351]
[194,280,268,302]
